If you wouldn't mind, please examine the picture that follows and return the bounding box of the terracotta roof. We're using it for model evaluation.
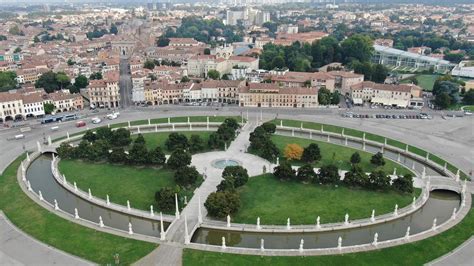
[351,81,421,92]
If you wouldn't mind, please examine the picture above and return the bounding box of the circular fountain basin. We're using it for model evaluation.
[212,159,241,169]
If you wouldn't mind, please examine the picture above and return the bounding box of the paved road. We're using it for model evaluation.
[119,58,133,108]
[0,107,472,265]
[0,211,92,265]
[428,237,474,266]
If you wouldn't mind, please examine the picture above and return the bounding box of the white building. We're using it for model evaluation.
[451,61,474,78]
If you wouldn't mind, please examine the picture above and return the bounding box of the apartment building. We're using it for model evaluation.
[87,72,121,108]
[350,81,423,108]
[239,83,318,108]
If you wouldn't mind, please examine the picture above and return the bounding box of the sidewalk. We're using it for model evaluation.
[0,211,93,266]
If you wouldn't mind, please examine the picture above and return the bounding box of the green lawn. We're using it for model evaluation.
[462,105,474,112]
[58,160,178,212]
[183,205,473,265]
[271,135,412,175]
[135,131,215,154]
[0,156,157,264]
[272,119,469,180]
[401,74,438,91]
[233,174,418,225]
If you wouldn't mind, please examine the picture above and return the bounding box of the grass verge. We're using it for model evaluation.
[183,205,473,265]
[0,155,157,264]
[233,174,418,225]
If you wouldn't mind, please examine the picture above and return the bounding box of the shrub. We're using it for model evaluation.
[111,128,132,147]
[155,187,178,212]
[370,152,385,167]
[393,174,414,193]
[273,161,296,180]
[165,132,189,151]
[297,164,316,182]
[189,134,205,153]
[343,166,367,187]
[174,166,200,187]
[367,170,390,190]
[167,149,191,169]
[284,143,304,160]
[205,191,240,218]
[222,166,249,187]
[149,147,166,165]
[109,147,127,163]
[350,152,361,165]
[301,143,322,163]
[316,164,340,184]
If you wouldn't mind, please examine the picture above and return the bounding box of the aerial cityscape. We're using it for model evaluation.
[0,0,472,265]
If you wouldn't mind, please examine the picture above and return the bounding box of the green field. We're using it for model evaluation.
[272,119,468,180]
[401,74,438,91]
[58,160,178,212]
[233,174,418,225]
[183,206,473,265]
[0,156,157,264]
[271,135,412,175]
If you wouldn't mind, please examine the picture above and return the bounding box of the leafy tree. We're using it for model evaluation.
[392,174,414,193]
[167,149,191,169]
[9,25,23,36]
[222,166,249,187]
[174,166,200,187]
[216,178,236,192]
[43,103,54,114]
[134,134,146,145]
[372,64,388,83]
[301,143,321,163]
[13,47,21,53]
[207,69,220,80]
[57,143,74,159]
[82,130,96,142]
[129,140,149,165]
[350,152,361,165]
[109,147,127,163]
[96,127,113,141]
[261,122,276,134]
[444,53,464,63]
[74,75,88,89]
[434,92,452,109]
[297,164,316,182]
[111,128,131,147]
[370,152,385,167]
[149,147,166,165]
[463,90,474,105]
[208,132,225,149]
[367,170,390,190]
[189,135,205,153]
[155,187,178,212]
[166,132,189,151]
[205,191,240,218]
[56,72,71,90]
[0,35,7,41]
[67,59,75,66]
[180,76,190,83]
[0,71,17,92]
[74,140,90,159]
[204,48,211,55]
[341,34,374,63]
[156,36,170,47]
[273,161,296,180]
[144,60,155,70]
[316,164,340,184]
[318,87,332,105]
[260,140,280,162]
[89,72,103,80]
[110,23,118,35]
[284,143,303,160]
[35,71,70,93]
[343,165,367,187]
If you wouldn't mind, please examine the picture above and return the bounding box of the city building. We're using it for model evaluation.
[239,83,319,108]
[451,61,474,78]
[350,81,423,108]
[87,72,120,108]
[372,44,454,73]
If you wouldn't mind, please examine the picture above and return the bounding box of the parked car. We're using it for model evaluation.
[91,117,102,124]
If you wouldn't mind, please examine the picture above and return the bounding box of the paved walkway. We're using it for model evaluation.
[135,120,272,265]
[0,211,93,266]
[428,236,474,266]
